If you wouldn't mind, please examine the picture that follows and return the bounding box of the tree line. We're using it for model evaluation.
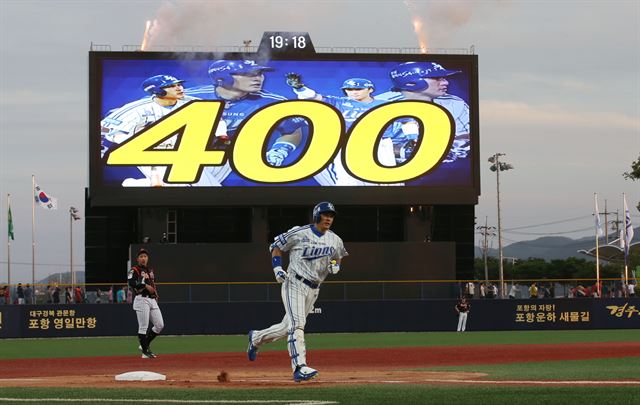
[473,254,640,282]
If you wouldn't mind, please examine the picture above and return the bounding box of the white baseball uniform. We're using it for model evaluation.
[101,95,223,187]
[250,224,348,370]
[376,91,471,163]
[292,87,399,186]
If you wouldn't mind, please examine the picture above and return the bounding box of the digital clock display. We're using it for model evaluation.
[258,31,315,56]
[269,35,307,49]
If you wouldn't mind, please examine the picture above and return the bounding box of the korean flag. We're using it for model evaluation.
[34,183,58,210]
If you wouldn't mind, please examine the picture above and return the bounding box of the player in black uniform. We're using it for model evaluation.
[455,296,470,332]
[128,248,164,358]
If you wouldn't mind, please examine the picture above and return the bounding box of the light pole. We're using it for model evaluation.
[476,217,496,284]
[69,207,81,289]
[488,153,513,298]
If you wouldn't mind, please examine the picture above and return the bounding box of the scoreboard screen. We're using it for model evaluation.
[89,48,479,206]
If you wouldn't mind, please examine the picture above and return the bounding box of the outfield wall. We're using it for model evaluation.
[1,298,639,338]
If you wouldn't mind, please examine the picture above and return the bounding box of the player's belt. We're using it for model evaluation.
[294,273,319,289]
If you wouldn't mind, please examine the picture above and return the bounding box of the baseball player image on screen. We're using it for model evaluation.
[186,60,307,185]
[382,62,470,164]
[247,202,348,382]
[101,74,222,187]
[100,75,215,187]
[285,74,398,186]
[128,248,164,359]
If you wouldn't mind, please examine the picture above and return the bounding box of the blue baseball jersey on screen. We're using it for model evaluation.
[321,96,389,128]
[380,92,470,142]
[186,86,304,139]
[185,85,311,185]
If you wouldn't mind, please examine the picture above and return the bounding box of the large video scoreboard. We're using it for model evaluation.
[89,34,479,207]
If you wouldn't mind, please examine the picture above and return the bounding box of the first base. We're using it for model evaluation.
[115,371,166,381]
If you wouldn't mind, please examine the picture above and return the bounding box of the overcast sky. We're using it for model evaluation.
[1,0,638,283]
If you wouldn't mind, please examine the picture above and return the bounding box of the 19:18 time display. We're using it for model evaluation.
[269,35,306,49]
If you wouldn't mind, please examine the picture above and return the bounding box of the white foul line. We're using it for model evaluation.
[420,379,640,385]
[0,400,337,404]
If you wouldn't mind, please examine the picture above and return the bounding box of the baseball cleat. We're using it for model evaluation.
[141,349,156,359]
[247,330,258,361]
[293,365,318,382]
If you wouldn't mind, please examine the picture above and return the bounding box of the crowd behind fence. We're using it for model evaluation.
[0,278,636,305]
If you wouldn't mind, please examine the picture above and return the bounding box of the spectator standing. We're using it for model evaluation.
[509,284,518,299]
[17,283,25,304]
[52,285,61,304]
[24,284,33,304]
[529,282,538,299]
[492,284,499,299]
[480,283,486,299]
[465,281,475,299]
[126,287,133,304]
[74,286,83,303]
[65,287,72,304]
[117,286,126,303]
[108,286,114,304]
[4,285,9,305]
[485,283,495,299]
[628,283,636,297]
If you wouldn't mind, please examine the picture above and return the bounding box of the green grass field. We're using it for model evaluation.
[2,329,638,359]
[1,330,639,404]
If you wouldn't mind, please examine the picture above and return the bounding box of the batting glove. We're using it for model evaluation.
[266,141,296,166]
[328,260,340,275]
[273,266,287,283]
[395,140,417,163]
[285,72,305,89]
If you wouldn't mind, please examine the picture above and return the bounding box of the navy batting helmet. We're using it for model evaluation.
[389,62,460,92]
[312,201,337,223]
[207,60,274,88]
[341,78,374,94]
[142,75,185,97]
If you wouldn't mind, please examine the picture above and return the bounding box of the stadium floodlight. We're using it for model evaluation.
[488,153,514,298]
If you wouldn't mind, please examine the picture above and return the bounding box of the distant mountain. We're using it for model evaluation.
[37,271,85,286]
[476,227,639,261]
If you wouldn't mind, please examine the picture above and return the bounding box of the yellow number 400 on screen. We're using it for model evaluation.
[106,100,454,184]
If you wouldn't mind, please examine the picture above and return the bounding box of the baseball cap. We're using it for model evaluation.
[390,62,461,91]
[207,60,274,77]
[341,78,374,90]
[137,248,149,257]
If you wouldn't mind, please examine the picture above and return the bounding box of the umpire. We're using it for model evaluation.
[128,248,164,358]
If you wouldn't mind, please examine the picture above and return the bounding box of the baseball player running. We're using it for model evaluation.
[285,74,397,185]
[101,74,223,187]
[128,248,164,358]
[380,61,470,164]
[186,60,307,185]
[247,202,348,382]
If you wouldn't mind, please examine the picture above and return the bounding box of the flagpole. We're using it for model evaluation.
[7,193,11,287]
[622,193,629,287]
[594,193,601,298]
[32,175,35,287]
